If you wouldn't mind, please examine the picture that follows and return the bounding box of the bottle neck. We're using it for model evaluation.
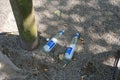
[71,37,78,44]
[54,33,62,39]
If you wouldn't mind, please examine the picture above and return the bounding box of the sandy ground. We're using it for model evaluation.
[0,0,120,80]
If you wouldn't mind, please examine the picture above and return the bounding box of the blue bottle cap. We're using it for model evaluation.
[75,33,80,38]
[59,30,65,35]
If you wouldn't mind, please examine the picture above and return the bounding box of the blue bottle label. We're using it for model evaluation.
[46,40,56,49]
[66,47,73,55]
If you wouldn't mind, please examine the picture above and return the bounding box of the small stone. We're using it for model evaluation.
[59,54,64,60]
[80,75,87,80]
[44,68,48,72]
[46,38,49,41]
[73,57,77,61]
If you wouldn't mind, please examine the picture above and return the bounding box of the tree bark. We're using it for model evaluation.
[10,0,38,50]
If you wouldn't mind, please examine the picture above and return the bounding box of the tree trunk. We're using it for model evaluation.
[10,0,38,50]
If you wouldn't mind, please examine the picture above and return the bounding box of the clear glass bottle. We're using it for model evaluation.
[42,30,64,53]
[63,33,79,63]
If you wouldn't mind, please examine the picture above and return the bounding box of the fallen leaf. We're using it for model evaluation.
[79,38,84,41]
[79,37,85,45]
[64,23,68,27]
[54,10,61,16]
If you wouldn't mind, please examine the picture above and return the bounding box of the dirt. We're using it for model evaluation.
[0,0,120,80]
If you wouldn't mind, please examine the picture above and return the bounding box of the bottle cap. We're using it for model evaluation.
[59,30,65,35]
[75,33,80,38]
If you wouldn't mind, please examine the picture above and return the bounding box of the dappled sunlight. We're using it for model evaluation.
[102,56,115,67]
[43,10,54,18]
[58,40,67,47]
[50,0,60,6]
[61,13,69,19]
[33,0,47,8]
[38,23,47,32]
[47,20,58,27]
[70,14,86,23]
[0,62,4,70]
[60,0,80,11]
[102,32,120,45]
[0,73,8,80]
[88,26,103,40]
[76,45,84,53]
[33,52,55,64]
[37,24,50,37]
[0,0,120,79]
[89,43,110,54]
[1,12,18,33]
[89,32,101,41]
[109,0,120,7]
[87,0,100,9]
[74,26,84,33]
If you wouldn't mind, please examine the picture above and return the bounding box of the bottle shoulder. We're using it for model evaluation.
[69,44,76,47]
[51,38,58,43]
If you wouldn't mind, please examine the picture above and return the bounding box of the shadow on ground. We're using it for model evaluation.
[0,32,119,80]
[0,0,120,80]
[33,0,120,79]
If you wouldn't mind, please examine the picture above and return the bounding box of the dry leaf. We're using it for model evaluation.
[80,40,85,45]
[73,57,77,61]
[79,38,84,41]
[64,23,68,27]
[79,38,85,45]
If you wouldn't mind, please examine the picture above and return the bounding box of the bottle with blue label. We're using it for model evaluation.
[42,30,64,53]
[63,33,79,62]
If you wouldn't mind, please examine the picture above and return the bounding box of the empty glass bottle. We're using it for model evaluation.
[62,33,79,63]
[42,30,64,53]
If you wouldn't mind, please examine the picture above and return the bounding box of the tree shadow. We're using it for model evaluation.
[33,0,120,80]
[0,33,119,80]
